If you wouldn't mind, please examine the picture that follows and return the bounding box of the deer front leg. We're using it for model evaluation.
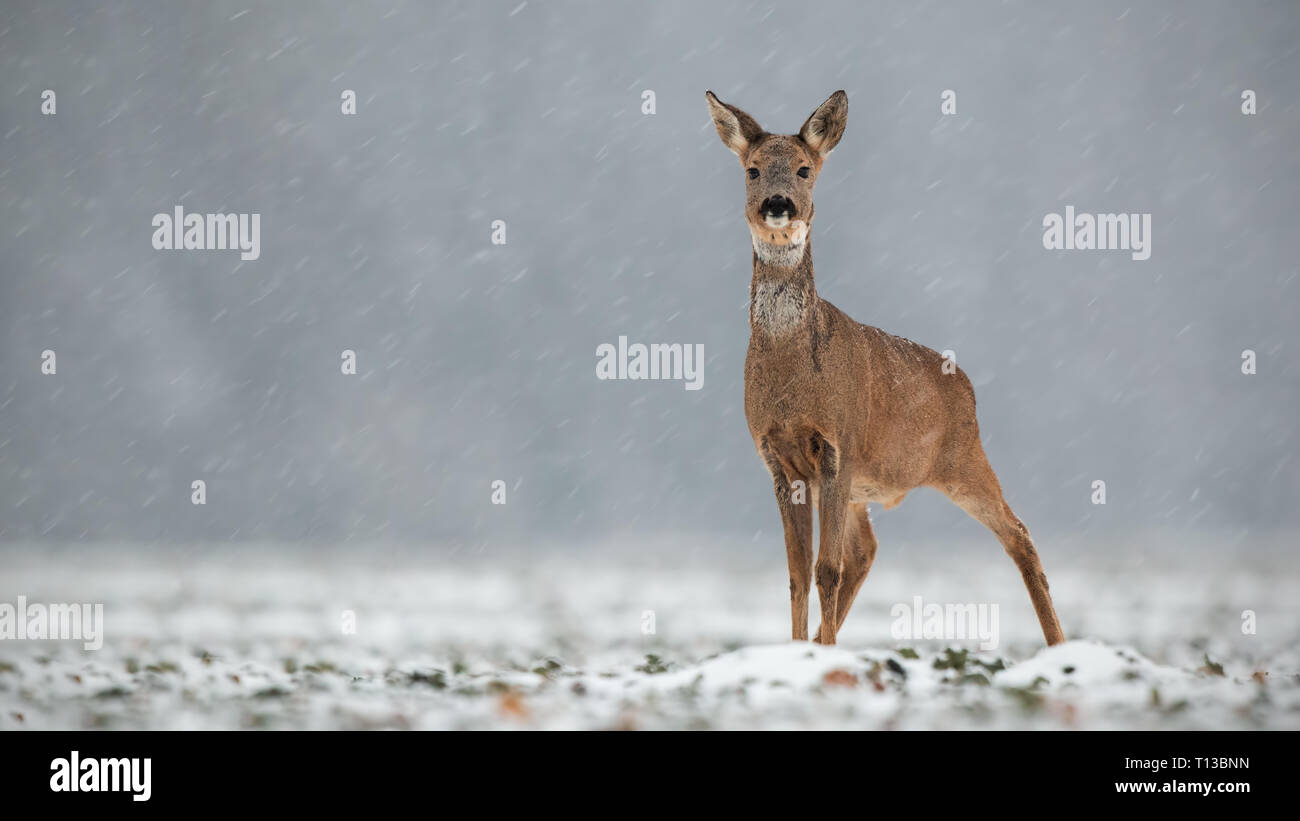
[813,436,850,645]
[762,443,813,640]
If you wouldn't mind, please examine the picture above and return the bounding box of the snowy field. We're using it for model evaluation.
[1,539,1297,730]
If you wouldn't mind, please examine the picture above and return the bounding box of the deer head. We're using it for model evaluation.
[705,90,847,257]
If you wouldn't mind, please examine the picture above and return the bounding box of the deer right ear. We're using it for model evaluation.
[800,90,848,156]
[706,91,763,157]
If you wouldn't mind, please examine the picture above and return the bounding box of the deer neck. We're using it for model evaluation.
[750,236,816,339]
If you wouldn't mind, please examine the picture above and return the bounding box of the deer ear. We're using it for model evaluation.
[799,90,848,156]
[705,91,764,157]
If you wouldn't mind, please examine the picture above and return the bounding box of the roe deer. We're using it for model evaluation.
[705,89,1065,647]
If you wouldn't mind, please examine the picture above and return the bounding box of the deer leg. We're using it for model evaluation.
[784,500,814,641]
[833,503,877,635]
[762,443,813,641]
[942,450,1066,646]
[812,437,850,645]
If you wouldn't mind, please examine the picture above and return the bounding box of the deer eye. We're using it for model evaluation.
[747,168,759,179]
[797,166,811,178]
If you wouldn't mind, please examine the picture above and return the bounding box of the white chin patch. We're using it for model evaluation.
[764,215,789,228]
[789,220,808,245]
[751,219,810,266]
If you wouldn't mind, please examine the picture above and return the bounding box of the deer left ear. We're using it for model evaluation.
[706,90,764,157]
[799,90,848,156]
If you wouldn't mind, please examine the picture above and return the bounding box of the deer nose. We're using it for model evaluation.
[760,196,796,218]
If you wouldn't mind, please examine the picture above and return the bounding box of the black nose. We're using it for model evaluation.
[760,196,796,218]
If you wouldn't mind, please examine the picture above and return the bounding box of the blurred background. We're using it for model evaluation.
[1,0,1297,557]
[3,0,1299,730]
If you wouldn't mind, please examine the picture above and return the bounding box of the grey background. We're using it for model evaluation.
[1,0,1297,552]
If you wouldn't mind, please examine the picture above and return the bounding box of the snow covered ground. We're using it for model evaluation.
[1,540,1296,730]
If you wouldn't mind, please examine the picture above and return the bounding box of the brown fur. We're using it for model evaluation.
[707,90,1065,647]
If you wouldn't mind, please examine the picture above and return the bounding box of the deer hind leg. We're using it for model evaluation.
[761,440,814,641]
[832,503,878,635]
[941,448,1066,647]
